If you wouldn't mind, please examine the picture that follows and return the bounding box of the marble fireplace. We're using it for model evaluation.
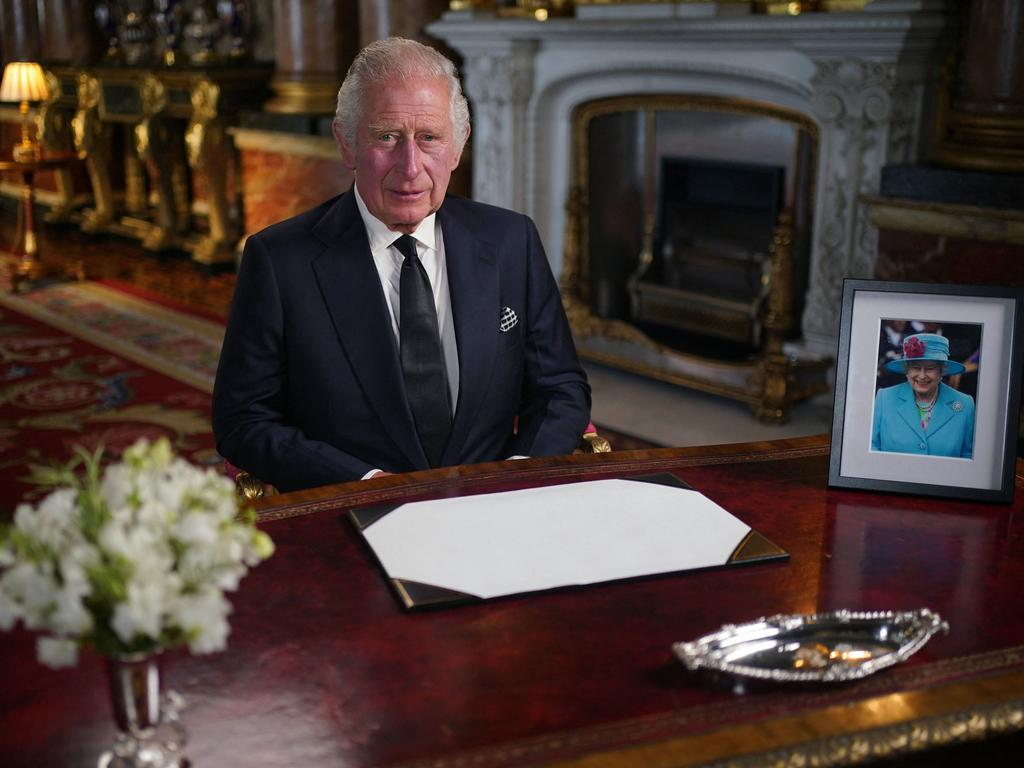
[431,1,954,420]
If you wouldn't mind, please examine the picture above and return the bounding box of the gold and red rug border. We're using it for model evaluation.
[0,282,224,394]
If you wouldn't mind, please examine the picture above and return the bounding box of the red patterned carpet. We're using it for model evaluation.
[0,279,224,517]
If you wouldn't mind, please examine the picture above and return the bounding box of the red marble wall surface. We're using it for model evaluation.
[875,229,1024,286]
[238,144,352,238]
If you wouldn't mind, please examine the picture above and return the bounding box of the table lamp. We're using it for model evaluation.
[0,61,50,163]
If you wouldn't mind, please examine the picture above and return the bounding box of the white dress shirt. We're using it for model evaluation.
[353,188,462,479]
[353,186,460,410]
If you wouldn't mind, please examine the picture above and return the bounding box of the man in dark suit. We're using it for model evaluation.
[212,37,591,492]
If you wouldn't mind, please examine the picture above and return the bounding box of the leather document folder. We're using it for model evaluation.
[350,473,788,609]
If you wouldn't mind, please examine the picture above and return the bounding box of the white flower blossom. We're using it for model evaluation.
[58,543,100,590]
[49,582,93,636]
[0,590,20,630]
[171,588,231,654]
[98,464,133,513]
[0,437,274,669]
[14,488,77,552]
[176,510,220,547]
[37,636,79,668]
[3,561,59,631]
[112,577,167,643]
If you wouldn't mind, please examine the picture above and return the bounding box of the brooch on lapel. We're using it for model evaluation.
[951,401,963,413]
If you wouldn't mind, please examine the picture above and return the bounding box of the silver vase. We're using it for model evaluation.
[99,654,187,768]
[108,654,162,732]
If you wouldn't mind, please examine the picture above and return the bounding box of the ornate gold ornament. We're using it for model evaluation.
[235,471,267,501]
[135,75,183,252]
[72,73,115,233]
[186,78,237,264]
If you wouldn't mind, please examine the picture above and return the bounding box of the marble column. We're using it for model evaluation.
[933,0,1024,172]
[265,0,360,114]
[459,41,535,212]
[0,0,41,60]
[801,59,926,350]
[38,0,100,63]
[359,0,450,46]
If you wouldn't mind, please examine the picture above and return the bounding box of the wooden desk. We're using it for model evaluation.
[2,435,1023,766]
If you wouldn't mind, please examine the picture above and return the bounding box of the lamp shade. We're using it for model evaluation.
[0,62,49,103]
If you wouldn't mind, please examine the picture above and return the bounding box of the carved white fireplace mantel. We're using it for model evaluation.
[429,1,954,357]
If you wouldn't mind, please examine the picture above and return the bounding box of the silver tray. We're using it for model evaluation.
[672,608,948,683]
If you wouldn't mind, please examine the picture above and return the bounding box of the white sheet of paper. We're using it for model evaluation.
[362,478,751,600]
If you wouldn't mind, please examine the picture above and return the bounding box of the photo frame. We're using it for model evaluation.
[828,280,1024,503]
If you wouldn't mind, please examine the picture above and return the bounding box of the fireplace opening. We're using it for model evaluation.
[582,100,815,358]
[633,156,787,358]
[564,95,827,420]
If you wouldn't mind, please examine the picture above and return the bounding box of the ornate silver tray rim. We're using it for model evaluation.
[672,608,949,683]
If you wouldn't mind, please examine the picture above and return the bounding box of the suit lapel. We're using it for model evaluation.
[439,204,500,466]
[311,193,427,469]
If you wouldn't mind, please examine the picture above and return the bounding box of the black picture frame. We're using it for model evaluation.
[828,279,1024,504]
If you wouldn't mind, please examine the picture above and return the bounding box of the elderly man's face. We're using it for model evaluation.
[336,75,463,234]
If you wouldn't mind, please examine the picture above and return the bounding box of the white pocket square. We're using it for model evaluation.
[499,306,519,332]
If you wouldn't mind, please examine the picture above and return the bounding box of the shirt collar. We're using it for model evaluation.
[353,184,438,252]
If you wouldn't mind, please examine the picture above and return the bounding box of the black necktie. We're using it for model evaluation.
[395,234,451,466]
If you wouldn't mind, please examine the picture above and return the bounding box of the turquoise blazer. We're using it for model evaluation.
[871,381,975,459]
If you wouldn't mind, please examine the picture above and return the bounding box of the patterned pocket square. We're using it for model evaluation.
[499,306,519,332]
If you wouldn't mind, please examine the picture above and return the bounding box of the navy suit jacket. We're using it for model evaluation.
[212,191,591,492]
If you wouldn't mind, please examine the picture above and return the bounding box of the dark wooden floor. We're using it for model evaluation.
[0,197,237,317]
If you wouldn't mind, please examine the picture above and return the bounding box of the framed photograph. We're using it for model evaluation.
[829,280,1024,503]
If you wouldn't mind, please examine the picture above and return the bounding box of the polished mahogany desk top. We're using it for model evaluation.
[3,435,1024,767]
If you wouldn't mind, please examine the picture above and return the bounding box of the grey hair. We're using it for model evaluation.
[335,37,471,152]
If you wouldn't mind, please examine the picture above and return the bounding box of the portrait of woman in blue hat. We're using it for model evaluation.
[871,332,976,458]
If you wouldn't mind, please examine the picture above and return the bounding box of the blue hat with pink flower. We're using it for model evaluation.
[884,332,965,376]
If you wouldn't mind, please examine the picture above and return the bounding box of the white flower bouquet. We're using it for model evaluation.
[0,437,274,668]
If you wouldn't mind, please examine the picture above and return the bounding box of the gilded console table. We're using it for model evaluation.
[34,71,79,223]
[54,64,270,264]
